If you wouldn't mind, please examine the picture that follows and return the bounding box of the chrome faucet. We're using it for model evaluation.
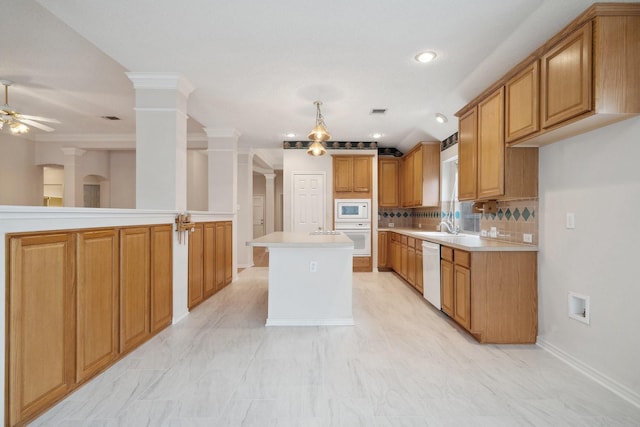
[438,221,459,235]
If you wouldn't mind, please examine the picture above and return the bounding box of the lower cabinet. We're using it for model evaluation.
[377,231,388,269]
[188,221,233,309]
[7,224,174,427]
[385,232,424,294]
[440,245,537,343]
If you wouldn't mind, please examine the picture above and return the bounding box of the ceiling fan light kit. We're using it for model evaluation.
[0,79,59,134]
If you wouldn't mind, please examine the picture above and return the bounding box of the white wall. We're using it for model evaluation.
[187,150,208,211]
[0,135,42,206]
[538,116,640,402]
[237,152,252,268]
[109,151,136,208]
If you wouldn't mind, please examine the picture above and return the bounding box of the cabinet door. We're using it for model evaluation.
[477,87,505,200]
[203,222,216,298]
[188,223,204,309]
[407,245,416,286]
[333,156,353,192]
[415,247,424,294]
[224,221,233,284]
[120,227,151,352]
[215,222,226,291]
[454,265,471,330]
[352,156,371,193]
[400,240,408,279]
[440,259,454,317]
[77,229,119,382]
[458,108,477,201]
[541,22,592,128]
[401,154,413,207]
[506,61,540,143]
[378,231,388,268]
[8,233,75,426]
[378,159,400,207]
[412,148,423,206]
[151,224,173,333]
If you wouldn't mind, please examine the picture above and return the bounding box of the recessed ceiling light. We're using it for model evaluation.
[415,51,437,63]
[285,132,296,138]
[435,113,448,124]
[372,133,382,139]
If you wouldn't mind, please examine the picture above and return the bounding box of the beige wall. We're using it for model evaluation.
[538,115,640,400]
[0,135,42,206]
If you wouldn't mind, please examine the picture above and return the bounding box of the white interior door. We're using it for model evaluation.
[253,195,265,238]
[292,173,325,233]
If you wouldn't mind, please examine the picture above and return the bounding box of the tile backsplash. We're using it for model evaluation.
[378,198,538,246]
[480,198,538,245]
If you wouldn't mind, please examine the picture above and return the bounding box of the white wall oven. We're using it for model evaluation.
[334,199,371,256]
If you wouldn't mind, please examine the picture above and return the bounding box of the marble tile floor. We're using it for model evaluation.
[32,268,640,426]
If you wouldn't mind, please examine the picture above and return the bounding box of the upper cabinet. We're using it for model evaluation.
[400,142,440,208]
[459,4,640,149]
[333,155,372,199]
[541,23,592,129]
[378,158,400,207]
[458,88,538,202]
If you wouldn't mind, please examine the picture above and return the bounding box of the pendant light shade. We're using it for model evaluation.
[307,101,331,156]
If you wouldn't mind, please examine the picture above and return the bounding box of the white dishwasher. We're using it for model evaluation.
[422,241,441,309]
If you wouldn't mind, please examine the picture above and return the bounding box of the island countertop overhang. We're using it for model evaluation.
[247,231,354,249]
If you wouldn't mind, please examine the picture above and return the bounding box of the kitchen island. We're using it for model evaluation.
[247,231,354,326]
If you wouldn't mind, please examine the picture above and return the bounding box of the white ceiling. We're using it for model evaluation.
[0,0,628,166]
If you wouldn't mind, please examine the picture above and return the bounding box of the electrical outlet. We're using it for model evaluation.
[388,223,394,228]
[490,227,498,238]
[566,213,576,229]
[480,229,488,237]
[523,233,533,243]
[309,261,318,273]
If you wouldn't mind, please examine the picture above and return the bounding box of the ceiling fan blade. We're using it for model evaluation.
[18,118,55,132]
[15,113,60,123]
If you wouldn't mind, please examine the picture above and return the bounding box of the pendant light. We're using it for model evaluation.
[307,101,330,156]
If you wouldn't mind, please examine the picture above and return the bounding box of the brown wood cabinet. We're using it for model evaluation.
[333,155,372,198]
[378,158,400,207]
[458,90,538,202]
[389,232,401,273]
[459,5,640,148]
[506,61,540,143]
[386,232,424,294]
[188,223,204,309]
[7,225,173,426]
[150,224,173,333]
[440,245,537,344]
[541,22,591,129]
[7,233,76,427]
[400,142,440,207]
[119,227,151,353]
[377,231,388,269]
[76,229,119,382]
[406,237,416,285]
[188,221,233,309]
[415,243,424,294]
[458,108,477,201]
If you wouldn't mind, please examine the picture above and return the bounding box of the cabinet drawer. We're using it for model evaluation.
[454,250,470,268]
[441,246,453,262]
[400,235,408,245]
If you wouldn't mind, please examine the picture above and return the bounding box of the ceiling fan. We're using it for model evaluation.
[0,79,60,134]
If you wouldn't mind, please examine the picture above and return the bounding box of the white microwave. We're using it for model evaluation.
[334,199,371,222]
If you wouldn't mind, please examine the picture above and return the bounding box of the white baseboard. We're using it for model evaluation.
[265,318,354,327]
[537,337,640,409]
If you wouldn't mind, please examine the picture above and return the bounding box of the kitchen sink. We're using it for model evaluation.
[413,231,471,238]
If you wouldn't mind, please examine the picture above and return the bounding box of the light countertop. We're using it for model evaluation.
[378,228,538,252]
[247,231,354,248]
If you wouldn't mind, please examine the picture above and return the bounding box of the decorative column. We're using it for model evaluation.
[206,128,240,278]
[127,72,193,323]
[61,147,85,207]
[126,73,194,210]
[264,173,276,234]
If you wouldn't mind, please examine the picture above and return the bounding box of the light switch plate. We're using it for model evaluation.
[566,213,576,229]
[523,233,533,243]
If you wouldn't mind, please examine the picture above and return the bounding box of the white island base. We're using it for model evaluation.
[248,232,354,326]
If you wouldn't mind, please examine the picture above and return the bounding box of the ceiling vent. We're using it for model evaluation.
[370,108,387,115]
[101,115,121,121]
